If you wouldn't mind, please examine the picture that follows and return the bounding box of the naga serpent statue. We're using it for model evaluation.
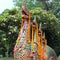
[14,0,57,60]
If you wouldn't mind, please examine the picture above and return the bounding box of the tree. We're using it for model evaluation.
[13,0,43,10]
[0,8,21,57]
[37,0,60,56]
[0,0,60,56]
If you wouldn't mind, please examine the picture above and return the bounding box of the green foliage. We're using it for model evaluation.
[13,0,43,10]
[31,7,58,30]
[0,0,60,56]
[0,6,59,56]
[31,7,57,21]
[0,15,4,22]
[0,8,21,56]
[0,57,13,60]
[31,7,60,56]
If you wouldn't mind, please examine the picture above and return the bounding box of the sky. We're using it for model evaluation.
[0,0,14,14]
[0,0,53,14]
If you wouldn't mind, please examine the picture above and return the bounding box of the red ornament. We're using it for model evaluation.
[14,46,18,52]
[42,37,45,44]
[38,30,41,36]
[22,10,28,16]
[29,51,34,58]
[32,22,36,28]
